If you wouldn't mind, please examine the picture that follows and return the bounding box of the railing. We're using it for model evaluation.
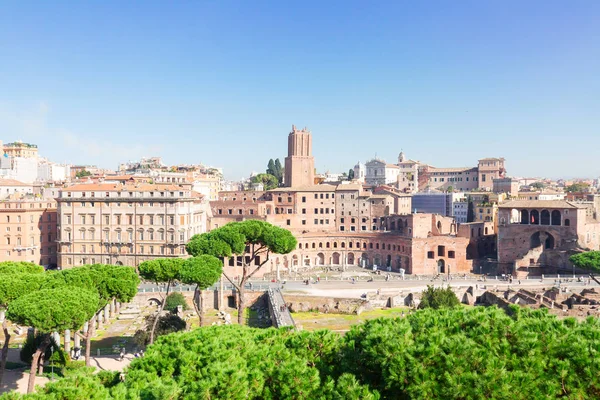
[267,288,295,329]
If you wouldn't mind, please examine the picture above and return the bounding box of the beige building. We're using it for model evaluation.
[56,183,209,268]
[284,125,315,188]
[3,141,39,158]
[0,197,57,267]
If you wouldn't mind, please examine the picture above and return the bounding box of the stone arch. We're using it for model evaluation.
[541,210,550,225]
[551,210,561,226]
[316,253,325,265]
[530,232,541,248]
[437,259,445,273]
[374,254,382,266]
[292,254,299,266]
[520,210,529,224]
[347,252,355,265]
[390,221,396,231]
[565,218,570,226]
[437,221,442,231]
[148,297,162,307]
[466,243,476,260]
[544,233,555,249]
[530,210,540,224]
[361,253,369,267]
[332,252,341,265]
[386,254,392,267]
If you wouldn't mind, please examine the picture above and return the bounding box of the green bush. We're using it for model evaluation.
[20,333,66,366]
[164,292,188,313]
[418,285,460,309]
[133,314,187,346]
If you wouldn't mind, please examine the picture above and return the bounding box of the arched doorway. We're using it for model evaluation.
[361,253,369,267]
[551,210,561,226]
[374,255,382,267]
[530,210,540,224]
[544,233,555,249]
[395,255,401,268]
[530,232,541,248]
[437,259,445,273]
[565,219,570,226]
[292,255,299,267]
[316,253,325,266]
[386,254,392,267]
[332,252,340,265]
[520,210,529,224]
[541,210,550,225]
[347,253,355,265]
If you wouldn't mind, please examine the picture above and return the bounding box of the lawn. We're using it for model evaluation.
[292,307,409,332]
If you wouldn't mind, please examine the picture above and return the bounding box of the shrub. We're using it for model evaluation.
[419,285,460,309]
[164,292,188,313]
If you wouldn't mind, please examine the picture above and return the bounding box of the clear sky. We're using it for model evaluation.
[1,1,599,180]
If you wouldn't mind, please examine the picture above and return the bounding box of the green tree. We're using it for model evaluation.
[348,169,355,180]
[41,264,139,366]
[266,159,276,176]
[75,169,92,179]
[530,182,546,190]
[250,173,278,190]
[565,182,590,193]
[446,185,454,193]
[7,287,98,393]
[186,220,297,325]
[274,158,283,185]
[0,262,44,275]
[180,255,223,326]
[133,314,187,347]
[467,196,475,222]
[0,273,46,387]
[570,251,600,284]
[164,292,188,313]
[418,285,460,309]
[138,258,184,344]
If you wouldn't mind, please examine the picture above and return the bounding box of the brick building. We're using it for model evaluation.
[0,196,57,267]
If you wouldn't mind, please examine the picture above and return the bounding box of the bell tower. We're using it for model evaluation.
[284,125,315,188]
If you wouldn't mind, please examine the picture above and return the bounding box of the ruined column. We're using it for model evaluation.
[109,301,115,318]
[97,312,103,330]
[64,329,71,354]
[104,305,109,324]
[74,332,80,349]
[115,300,121,314]
[219,277,224,311]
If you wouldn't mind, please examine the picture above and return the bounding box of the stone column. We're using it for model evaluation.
[219,277,224,311]
[27,327,35,342]
[74,332,80,349]
[0,310,5,323]
[52,331,60,346]
[97,312,103,330]
[83,321,89,335]
[115,300,120,314]
[109,301,115,318]
[64,329,71,354]
[104,305,109,324]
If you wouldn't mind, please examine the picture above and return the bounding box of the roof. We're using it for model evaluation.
[499,200,581,209]
[335,183,363,191]
[62,183,187,192]
[479,157,505,161]
[385,164,400,169]
[428,167,477,173]
[269,184,338,193]
[0,178,31,186]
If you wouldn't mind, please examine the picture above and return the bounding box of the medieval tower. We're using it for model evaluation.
[284,125,315,187]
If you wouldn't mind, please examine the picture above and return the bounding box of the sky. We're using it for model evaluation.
[0,1,599,180]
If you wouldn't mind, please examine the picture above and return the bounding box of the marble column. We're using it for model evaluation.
[109,301,115,318]
[64,329,71,354]
[103,305,109,324]
[74,332,81,349]
[97,312,103,330]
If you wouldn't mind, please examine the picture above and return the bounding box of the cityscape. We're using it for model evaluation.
[2,1,600,399]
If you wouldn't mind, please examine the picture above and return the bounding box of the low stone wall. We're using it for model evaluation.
[283,294,370,315]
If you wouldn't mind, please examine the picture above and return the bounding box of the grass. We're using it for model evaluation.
[292,307,409,332]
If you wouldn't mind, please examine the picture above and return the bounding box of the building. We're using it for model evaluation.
[284,125,315,188]
[3,141,38,158]
[497,200,600,276]
[56,183,209,269]
[493,177,519,197]
[0,179,34,199]
[477,158,506,190]
[353,162,366,183]
[453,197,468,224]
[209,125,495,278]
[365,159,400,186]
[37,161,71,183]
[0,156,39,183]
[0,197,57,267]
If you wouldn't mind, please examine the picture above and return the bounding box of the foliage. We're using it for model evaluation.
[348,168,355,180]
[530,181,546,190]
[565,182,590,193]
[75,169,92,178]
[0,262,44,275]
[266,158,283,185]
[418,285,460,309]
[164,292,189,313]
[133,314,187,346]
[180,255,223,290]
[0,274,47,307]
[466,195,475,222]
[250,173,278,190]
[20,334,65,366]
[138,258,184,285]
[570,251,600,274]
[7,287,99,334]
[7,307,600,399]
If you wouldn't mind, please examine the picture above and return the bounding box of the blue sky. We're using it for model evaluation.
[1,1,598,180]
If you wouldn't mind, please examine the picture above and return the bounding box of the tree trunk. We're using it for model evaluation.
[149,282,170,345]
[37,351,44,376]
[0,319,10,387]
[193,287,204,327]
[85,314,96,367]
[27,335,50,394]
[237,286,245,325]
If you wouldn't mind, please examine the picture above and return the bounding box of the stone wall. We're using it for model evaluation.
[283,294,370,315]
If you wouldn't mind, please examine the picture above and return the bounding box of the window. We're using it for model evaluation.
[448,251,455,259]
[302,220,306,225]
[302,196,306,202]
[286,219,291,226]
[427,251,434,259]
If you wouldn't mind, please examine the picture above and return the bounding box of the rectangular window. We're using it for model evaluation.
[302,220,306,225]
[448,251,455,259]
[314,219,318,224]
[427,251,435,259]
[302,196,306,202]
[286,219,291,226]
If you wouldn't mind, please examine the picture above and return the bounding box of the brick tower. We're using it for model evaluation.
[284,125,315,188]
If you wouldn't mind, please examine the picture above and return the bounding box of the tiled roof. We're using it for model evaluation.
[0,178,30,186]
[63,183,187,192]
[498,200,580,209]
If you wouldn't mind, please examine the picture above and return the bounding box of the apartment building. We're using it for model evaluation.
[56,183,208,268]
[0,197,57,267]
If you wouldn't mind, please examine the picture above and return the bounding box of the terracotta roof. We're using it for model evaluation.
[499,200,580,209]
[335,183,363,191]
[269,184,337,192]
[63,183,187,192]
[0,178,30,186]
[428,167,477,173]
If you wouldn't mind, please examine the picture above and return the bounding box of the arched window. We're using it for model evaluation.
[551,210,561,226]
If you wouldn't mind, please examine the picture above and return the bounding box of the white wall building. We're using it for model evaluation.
[0,156,39,183]
[0,178,34,199]
[365,159,400,186]
[353,161,366,183]
[38,162,71,182]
